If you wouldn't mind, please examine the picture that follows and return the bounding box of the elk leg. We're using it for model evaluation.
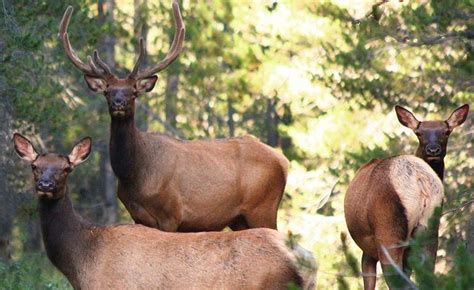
[402,246,412,278]
[412,223,439,273]
[244,194,280,229]
[229,215,249,231]
[244,208,278,229]
[130,206,160,228]
[159,218,180,232]
[361,253,377,290]
[378,244,412,290]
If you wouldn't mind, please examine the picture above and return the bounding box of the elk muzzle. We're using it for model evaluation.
[110,95,127,117]
[425,143,442,157]
[36,178,57,198]
[37,179,56,192]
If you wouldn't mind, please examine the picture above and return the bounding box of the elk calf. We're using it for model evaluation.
[59,0,288,232]
[13,134,315,290]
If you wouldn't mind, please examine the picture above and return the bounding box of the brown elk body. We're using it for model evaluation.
[58,1,288,231]
[13,134,315,290]
[344,105,469,290]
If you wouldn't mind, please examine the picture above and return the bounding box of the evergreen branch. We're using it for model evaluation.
[442,198,474,216]
[390,30,474,47]
[381,245,419,289]
[353,0,390,24]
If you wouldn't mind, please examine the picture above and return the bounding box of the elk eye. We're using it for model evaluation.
[31,164,37,170]
[415,131,422,136]
[64,167,72,173]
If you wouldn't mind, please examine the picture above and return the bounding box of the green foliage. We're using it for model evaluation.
[406,207,474,290]
[0,254,71,289]
[1,0,472,288]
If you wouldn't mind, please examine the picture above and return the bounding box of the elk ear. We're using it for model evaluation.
[68,137,92,167]
[395,105,420,130]
[136,76,158,93]
[84,75,107,92]
[446,104,469,129]
[13,133,38,162]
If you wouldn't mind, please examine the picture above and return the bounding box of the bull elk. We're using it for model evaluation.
[13,134,316,290]
[344,105,469,289]
[58,1,288,231]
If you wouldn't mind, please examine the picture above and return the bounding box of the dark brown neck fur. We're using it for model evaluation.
[39,188,96,286]
[416,147,445,181]
[110,116,143,180]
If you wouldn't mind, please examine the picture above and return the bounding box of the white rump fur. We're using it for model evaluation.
[389,155,444,235]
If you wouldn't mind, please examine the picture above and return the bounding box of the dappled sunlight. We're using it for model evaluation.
[1,0,472,289]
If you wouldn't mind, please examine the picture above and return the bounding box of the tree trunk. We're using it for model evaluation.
[165,73,179,128]
[265,97,279,147]
[98,0,116,67]
[467,204,474,256]
[164,8,179,129]
[134,0,148,53]
[227,99,235,137]
[98,0,118,224]
[100,143,118,224]
[134,0,149,131]
[0,98,13,261]
[23,217,41,252]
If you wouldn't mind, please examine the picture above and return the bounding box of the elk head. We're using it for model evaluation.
[13,133,92,200]
[395,104,470,162]
[59,0,185,119]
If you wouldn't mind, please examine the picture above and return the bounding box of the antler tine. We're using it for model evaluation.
[87,55,105,76]
[61,32,93,73]
[59,6,112,79]
[59,6,73,37]
[128,37,146,79]
[93,50,113,77]
[136,0,185,79]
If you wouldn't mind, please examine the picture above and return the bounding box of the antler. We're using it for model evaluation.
[59,6,114,79]
[128,0,185,80]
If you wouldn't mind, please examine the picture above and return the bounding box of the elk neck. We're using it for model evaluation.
[38,187,97,283]
[416,146,445,181]
[110,116,145,180]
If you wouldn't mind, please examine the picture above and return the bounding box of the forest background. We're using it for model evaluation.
[0,0,472,289]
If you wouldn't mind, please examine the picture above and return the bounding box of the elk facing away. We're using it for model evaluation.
[59,1,288,232]
[13,134,316,290]
[344,105,469,290]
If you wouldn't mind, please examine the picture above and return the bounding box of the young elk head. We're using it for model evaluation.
[13,134,92,200]
[58,0,185,119]
[395,104,470,163]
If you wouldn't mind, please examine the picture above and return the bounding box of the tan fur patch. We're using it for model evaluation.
[389,155,444,235]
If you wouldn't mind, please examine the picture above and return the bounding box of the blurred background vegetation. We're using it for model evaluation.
[0,0,472,289]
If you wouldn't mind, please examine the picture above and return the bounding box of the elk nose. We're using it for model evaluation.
[426,144,441,156]
[112,97,125,108]
[37,180,55,192]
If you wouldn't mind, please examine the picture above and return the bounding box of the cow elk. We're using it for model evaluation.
[59,1,289,232]
[13,134,316,290]
[344,104,469,290]
[345,155,443,289]
[395,104,469,180]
